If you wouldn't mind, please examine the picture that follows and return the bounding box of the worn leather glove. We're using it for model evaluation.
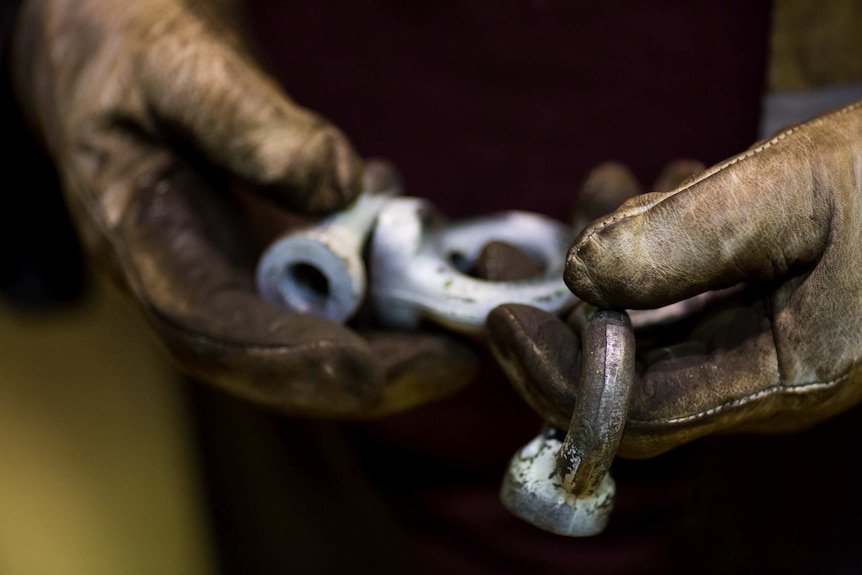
[11,0,478,417]
[490,101,862,459]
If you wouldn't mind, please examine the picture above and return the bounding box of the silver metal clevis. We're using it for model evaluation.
[256,184,576,334]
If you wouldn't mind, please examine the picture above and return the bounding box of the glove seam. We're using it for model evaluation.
[146,302,362,353]
[574,99,862,251]
[627,365,857,427]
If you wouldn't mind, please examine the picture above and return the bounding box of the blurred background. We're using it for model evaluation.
[0,275,216,574]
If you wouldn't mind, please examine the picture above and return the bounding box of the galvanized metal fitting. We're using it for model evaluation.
[500,309,635,536]
[256,187,397,324]
[256,190,576,333]
[369,197,576,334]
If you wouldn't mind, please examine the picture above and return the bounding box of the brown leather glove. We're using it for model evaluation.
[10,0,478,417]
[490,101,862,459]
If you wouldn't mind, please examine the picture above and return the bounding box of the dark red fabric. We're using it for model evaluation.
[215,2,774,573]
[243,0,770,219]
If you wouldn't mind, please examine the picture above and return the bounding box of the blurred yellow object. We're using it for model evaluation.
[769,0,862,91]
[0,274,216,575]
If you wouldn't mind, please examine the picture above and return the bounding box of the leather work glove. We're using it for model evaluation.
[10,0,479,417]
[489,101,862,460]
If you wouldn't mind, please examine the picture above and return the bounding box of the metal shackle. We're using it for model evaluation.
[500,309,635,536]
[369,198,577,334]
[256,190,577,334]
[256,188,397,323]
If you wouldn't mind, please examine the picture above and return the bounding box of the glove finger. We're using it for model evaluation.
[360,331,479,417]
[111,151,474,416]
[620,295,782,459]
[572,161,642,234]
[138,2,363,214]
[651,158,705,193]
[574,158,713,331]
[233,157,404,252]
[468,241,545,282]
[110,153,388,416]
[566,125,839,310]
[489,297,788,462]
[621,284,862,459]
[486,304,581,430]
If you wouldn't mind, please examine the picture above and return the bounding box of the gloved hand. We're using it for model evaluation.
[489,101,862,459]
[10,0,478,417]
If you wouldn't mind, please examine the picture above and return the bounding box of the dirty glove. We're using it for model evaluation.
[10,0,478,417]
[490,102,862,459]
